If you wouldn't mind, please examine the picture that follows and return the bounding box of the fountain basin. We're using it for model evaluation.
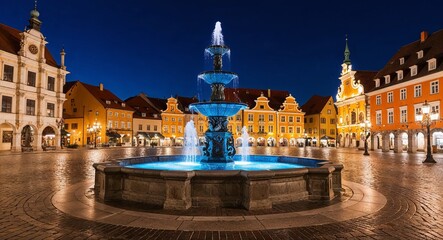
[94,155,343,210]
[189,102,247,117]
[205,45,230,56]
[198,70,238,85]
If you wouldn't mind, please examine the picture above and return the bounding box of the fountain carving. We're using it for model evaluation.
[190,21,247,163]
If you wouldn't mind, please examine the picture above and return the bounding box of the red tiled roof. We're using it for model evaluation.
[354,71,378,93]
[224,88,290,110]
[176,96,199,113]
[371,29,443,92]
[125,94,163,119]
[0,23,59,68]
[300,95,332,115]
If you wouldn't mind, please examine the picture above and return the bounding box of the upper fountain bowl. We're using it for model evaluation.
[198,70,238,85]
[205,45,230,56]
[189,102,247,117]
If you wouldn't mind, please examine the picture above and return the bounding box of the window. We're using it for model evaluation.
[376,95,381,105]
[147,125,151,131]
[384,75,390,84]
[288,126,293,133]
[171,126,175,134]
[308,128,312,134]
[375,79,380,88]
[141,112,146,117]
[288,116,294,123]
[258,114,264,122]
[417,50,423,59]
[178,126,183,133]
[400,107,407,123]
[27,71,36,87]
[248,125,253,133]
[428,58,437,71]
[309,117,313,123]
[414,85,422,97]
[431,80,439,94]
[121,122,125,129]
[351,112,357,124]
[387,109,394,124]
[115,112,118,117]
[108,111,112,116]
[64,124,69,130]
[400,88,407,100]
[164,117,168,121]
[200,126,204,133]
[280,116,286,122]
[320,129,326,135]
[330,118,336,124]
[106,100,111,105]
[320,117,326,124]
[327,109,331,114]
[259,125,265,133]
[259,105,264,109]
[330,129,335,135]
[138,124,142,130]
[121,113,125,118]
[248,114,253,121]
[154,125,158,131]
[296,127,301,134]
[399,57,404,65]
[108,120,112,128]
[387,92,393,103]
[410,65,417,76]
[1,96,12,113]
[171,117,175,122]
[396,70,403,80]
[296,116,301,122]
[268,115,274,122]
[47,103,55,117]
[280,126,285,133]
[268,125,274,133]
[47,76,55,91]
[3,65,14,82]
[71,123,78,129]
[163,126,168,133]
[235,114,241,121]
[376,111,382,125]
[127,122,131,129]
[26,99,35,115]
[114,121,118,128]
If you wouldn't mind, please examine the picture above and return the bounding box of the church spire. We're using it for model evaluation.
[343,35,351,65]
[28,0,42,31]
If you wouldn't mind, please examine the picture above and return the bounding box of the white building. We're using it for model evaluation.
[0,5,69,151]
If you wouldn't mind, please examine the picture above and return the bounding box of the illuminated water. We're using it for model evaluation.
[240,126,250,162]
[126,160,305,171]
[183,120,199,162]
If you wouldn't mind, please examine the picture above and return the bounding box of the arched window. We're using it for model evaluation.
[359,112,365,123]
[351,111,357,124]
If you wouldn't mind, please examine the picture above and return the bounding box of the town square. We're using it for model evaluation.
[1,0,443,239]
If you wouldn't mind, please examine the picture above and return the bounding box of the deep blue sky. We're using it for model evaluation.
[2,1,443,104]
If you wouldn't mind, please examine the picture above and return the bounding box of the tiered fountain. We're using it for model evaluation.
[94,22,343,210]
[189,21,247,163]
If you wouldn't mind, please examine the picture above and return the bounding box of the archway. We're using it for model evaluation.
[248,137,255,147]
[374,133,382,149]
[417,132,425,151]
[0,123,14,151]
[267,137,276,147]
[401,132,408,152]
[279,138,288,147]
[389,133,395,150]
[42,126,56,149]
[236,137,243,146]
[289,138,296,147]
[433,131,443,151]
[21,125,35,151]
[257,137,266,146]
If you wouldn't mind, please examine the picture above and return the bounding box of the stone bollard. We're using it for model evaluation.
[161,171,195,210]
[241,171,275,210]
[307,166,335,200]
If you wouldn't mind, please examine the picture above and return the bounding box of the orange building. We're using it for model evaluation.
[367,30,443,153]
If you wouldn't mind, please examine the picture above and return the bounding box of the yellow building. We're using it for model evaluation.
[335,38,377,148]
[301,96,337,147]
[225,88,304,147]
[63,81,134,146]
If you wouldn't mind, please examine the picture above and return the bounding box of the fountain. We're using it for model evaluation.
[183,120,199,163]
[93,22,343,210]
[240,126,250,162]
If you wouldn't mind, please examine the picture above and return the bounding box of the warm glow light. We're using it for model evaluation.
[422,101,430,114]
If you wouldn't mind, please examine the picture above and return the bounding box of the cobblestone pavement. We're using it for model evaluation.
[0,146,442,239]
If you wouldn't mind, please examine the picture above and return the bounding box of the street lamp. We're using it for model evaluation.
[87,122,101,148]
[416,100,438,163]
[360,120,371,156]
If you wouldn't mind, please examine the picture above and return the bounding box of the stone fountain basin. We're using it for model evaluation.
[93,155,343,211]
[198,70,238,85]
[189,102,247,117]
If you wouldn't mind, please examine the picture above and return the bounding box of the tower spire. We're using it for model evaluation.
[343,34,351,65]
[28,0,42,31]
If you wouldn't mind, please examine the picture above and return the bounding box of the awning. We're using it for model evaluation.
[147,132,165,139]
[137,132,150,139]
[321,136,335,140]
[106,131,121,138]
[61,129,70,136]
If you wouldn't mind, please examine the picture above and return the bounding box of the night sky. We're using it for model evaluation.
[2,1,443,104]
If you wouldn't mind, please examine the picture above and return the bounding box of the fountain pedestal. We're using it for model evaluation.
[202,131,236,163]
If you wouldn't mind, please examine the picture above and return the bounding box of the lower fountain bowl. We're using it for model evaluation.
[93,155,343,211]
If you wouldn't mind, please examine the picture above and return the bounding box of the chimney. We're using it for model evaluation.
[420,31,428,42]
[99,83,104,91]
[268,89,271,98]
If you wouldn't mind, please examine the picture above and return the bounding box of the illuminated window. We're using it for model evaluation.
[400,88,407,100]
[374,79,380,87]
[396,70,403,80]
[3,65,14,82]
[399,57,404,65]
[376,95,381,105]
[400,107,407,123]
[431,80,439,94]
[387,109,394,124]
[27,71,36,87]
[387,92,393,103]
[428,58,437,71]
[376,111,382,125]
[47,76,55,91]
[410,65,417,76]
[384,75,390,84]
[417,50,423,59]
[414,85,422,97]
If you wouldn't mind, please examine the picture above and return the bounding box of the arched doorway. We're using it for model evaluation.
[248,137,255,146]
[42,126,56,149]
[257,137,266,146]
[279,138,288,147]
[417,132,425,151]
[401,132,408,152]
[289,138,296,146]
[389,133,395,150]
[0,123,14,151]
[433,131,443,151]
[267,137,276,147]
[21,125,35,151]
[374,133,382,149]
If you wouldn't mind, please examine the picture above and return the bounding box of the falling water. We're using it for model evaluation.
[240,126,250,162]
[184,120,199,162]
[212,21,224,45]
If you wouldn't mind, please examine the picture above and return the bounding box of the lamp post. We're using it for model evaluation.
[87,122,101,148]
[416,100,438,163]
[360,120,371,156]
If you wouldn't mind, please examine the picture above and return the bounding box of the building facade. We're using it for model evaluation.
[368,30,443,153]
[301,96,337,147]
[63,81,134,146]
[335,39,377,148]
[0,7,69,151]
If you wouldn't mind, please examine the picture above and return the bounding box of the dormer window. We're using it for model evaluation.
[428,58,437,71]
[396,70,403,80]
[375,78,380,87]
[410,65,418,76]
[153,114,158,118]
[399,57,405,65]
[121,103,126,107]
[141,113,146,117]
[417,50,423,59]
[385,75,391,84]
[106,100,111,104]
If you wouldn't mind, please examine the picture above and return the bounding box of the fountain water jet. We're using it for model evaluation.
[183,120,199,163]
[240,126,250,162]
